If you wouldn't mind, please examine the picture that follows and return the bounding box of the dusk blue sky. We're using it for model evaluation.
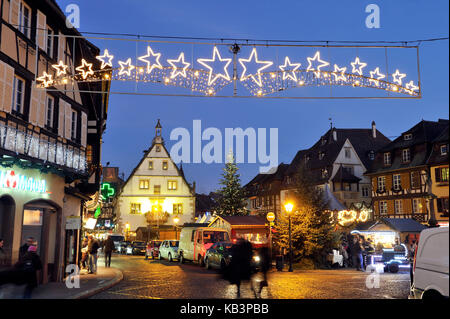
[56,0,448,194]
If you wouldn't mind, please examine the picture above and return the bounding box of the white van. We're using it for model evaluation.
[178,225,230,266]
[410,227,449,299]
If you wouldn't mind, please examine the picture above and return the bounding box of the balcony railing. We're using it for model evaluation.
[0,122,86,173]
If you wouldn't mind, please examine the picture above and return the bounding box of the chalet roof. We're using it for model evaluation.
[243,163,289,196]
[427,125,449,166]
[331,166,362,183]
[376,218,428,233]
[216,215,267,226]
[367,119,449,174]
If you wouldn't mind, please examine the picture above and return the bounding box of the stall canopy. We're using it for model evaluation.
[371,218,428,233]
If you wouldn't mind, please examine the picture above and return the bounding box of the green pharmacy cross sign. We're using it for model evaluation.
[101,182,115,201]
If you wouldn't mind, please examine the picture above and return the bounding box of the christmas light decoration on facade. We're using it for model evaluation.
[37,72,54,87]
[52,61,68,76]
[239,48,273,87]
[118,58,135,76]
[279,56,301,82]
[138,46,163,74]
[306,51,329,78]
[392,69,406,85]
[167,52,190,79]
[76,59,94,80]
[351,57,367,75]
[96,49,114,69]
[405,80,419,91]
[369,67,385,86]
[332,64,347,81]
[197,46,232,86]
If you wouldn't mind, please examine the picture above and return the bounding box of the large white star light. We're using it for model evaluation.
[239,48,273,87]
[369,67,385,86]
[405,80,419,92]
[392,69,406,85]
[306,51,329,78]
[351,57,367,75]
[37,72,54,87]
[138,46,163,74]
[332,64,347,81]
[76,59,94,80]
[52,60,68,77]
[197,47,232,86]
[118,58,135,76]
[279,56,301,82]
[167,52,191,79]
[96,49,114,69]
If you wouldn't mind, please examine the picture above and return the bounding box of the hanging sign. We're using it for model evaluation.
[0,169,48,194]
[66,216,82,230]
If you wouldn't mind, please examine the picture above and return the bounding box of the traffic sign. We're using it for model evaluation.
[266,212,275,222]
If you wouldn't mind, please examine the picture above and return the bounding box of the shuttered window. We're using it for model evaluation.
[45,95,54,128]
[18,1,31,38]
[12,75,25,114]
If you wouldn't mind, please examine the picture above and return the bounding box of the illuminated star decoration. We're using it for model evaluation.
[138,46,163,74]
[369,67,385,86]
[405,80,419,92]
[167,52,190,79]
[392,69,406,85]
[278,56,301,82]
[197,47,232,86]
[351,57,367,75]
[118,58,135,76]
[239,48,273,87]
[76,59,94,80]
[96,49,114,69]
[306,51,329,78]
[332,64,347,81]
[37,72,54,87]
[52,60,68,77]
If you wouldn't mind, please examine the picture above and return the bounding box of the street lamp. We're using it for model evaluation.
[284,202,294,272]
[173,216,180,240]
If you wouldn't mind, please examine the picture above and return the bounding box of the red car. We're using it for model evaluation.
[145,240,163,259]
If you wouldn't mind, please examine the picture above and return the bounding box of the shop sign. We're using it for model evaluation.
[66,216,82,230]
[0,169,47,194]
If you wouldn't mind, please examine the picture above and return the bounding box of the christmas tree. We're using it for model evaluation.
[275,164,336,266]
[216,152,248,216]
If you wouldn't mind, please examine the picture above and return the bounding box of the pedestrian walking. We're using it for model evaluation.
[223,238,253,298]
[257,246,271,297]
[19,237,35,261]
[80,237,89,271]
[87,235,100,274]
[14,245,42,299]
[103,235,115,268]
[351,236,362,271]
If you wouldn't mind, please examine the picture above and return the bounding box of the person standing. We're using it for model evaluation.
[19,237,35,261]
[0,239,7,268]
[224,238,253,298]
[103,236,115,268]
[80,237,89,271]
[87,235,100,274]
[351,236,362,271]
[14,245,43,299]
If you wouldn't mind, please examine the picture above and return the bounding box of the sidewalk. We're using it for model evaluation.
[0,266,123,299]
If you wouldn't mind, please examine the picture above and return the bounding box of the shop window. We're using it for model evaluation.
[154,185,161,194]
[130,203,141,214]
[139,180,149,189]
[168,180,177,190]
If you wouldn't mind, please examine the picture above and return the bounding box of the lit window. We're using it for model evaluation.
[130,203,141,214]
[168,181,177,190]
[12,76,25,114]
[402,149,411,163]
[436,167,449,183]
[154,185,161,194]
[384,153,391,166]
[139,180,149,189]
[379,201,388,214]
[393,174,401,190]
[148,161,153,169]
[173,204,183,214]
[412,199,421,214]
[441,144,448,156]
[46,95,54,128]
[18,1,31,38]
[162,161,168,170]
[394,199,403,214]
[377,176,386,191]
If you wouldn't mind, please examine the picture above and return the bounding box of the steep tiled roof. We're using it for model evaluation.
[427,125,449,166]
[244,163,289,196]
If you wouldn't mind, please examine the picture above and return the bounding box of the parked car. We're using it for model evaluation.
[117,241,130,254]
[158,240,179,261]
[126,241,147,255]
[205,241,233,270]
[110,235,125,252]
[179,226,230,266]
[410,227,449,299]
[145,240,162,259]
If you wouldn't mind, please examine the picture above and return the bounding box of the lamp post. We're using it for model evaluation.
[284,202,294,272]
[173,216,180,240]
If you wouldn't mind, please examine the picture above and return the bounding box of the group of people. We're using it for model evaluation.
[0,237,43,299]
[80,235,115,274]
[339,234,375,271]
[222,238,271,298]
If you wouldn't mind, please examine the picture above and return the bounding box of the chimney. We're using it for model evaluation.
[372,121,377,138]
[332,128,337,141]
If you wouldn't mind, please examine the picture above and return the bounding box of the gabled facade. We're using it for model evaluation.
[116,120,195,239]
[0,0,109,283]
[365,119,449,224]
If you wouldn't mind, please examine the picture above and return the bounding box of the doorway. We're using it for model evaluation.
[0,195,15,266]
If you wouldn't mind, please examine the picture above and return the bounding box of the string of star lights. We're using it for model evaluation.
[35,38,424,98]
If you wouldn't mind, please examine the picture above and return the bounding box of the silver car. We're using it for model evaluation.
[158,240,179,262]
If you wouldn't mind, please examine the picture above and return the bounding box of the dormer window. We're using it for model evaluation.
[384,152,391,166]
[402,148,411,163]
[319,152,325,160]
[156,145,161,152]
[404,134,412,141]
[304,156,310,164]
[369,151,375,160]
[441,144,448,156]
[321,138,327,146]
[321,168,328,178]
